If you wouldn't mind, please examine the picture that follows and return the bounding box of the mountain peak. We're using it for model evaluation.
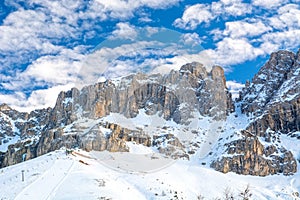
[239,49,299,115]
[180,62,207,79]
[0,103,12,111]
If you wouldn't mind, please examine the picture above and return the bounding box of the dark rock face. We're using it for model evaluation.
[0,104,52,167]
[1,140,37,167]
[0,104,51,139]
[0,62,233,168]
[246,98,300,138]
[36,122,152,157]
[211,136,297,176]
[239,50,299,116]
[212,49,300,176]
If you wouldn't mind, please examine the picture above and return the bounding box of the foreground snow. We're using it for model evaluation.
[0,149,300,200]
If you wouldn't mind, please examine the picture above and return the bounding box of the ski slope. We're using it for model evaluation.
[1,148,300,200]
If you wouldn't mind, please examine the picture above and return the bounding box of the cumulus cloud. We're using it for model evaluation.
[1,47,85,92]
[223,20,271,38]
[180,1,300,70]
[79,40,181,84]
[174,0,252,30]
[0,84,75,112]
[109,22,138,41]
[268,4,300,30]
[259,30,300,53]
[212,0,252,17]
[151,52,214,75]
[173,4,213,30]
[22,56,81,85]
[0,0,107,72]
[0,0,181,70]
[96,0,181,19]
[203,38,264,66]
[78,27,207,87]
[179,33,202,47]
[252,0,289,9]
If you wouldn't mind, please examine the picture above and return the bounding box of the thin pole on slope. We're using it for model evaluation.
[21,170,25,182]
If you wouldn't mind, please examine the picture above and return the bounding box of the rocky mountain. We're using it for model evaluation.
[211,49,300,176]
[0,62,234,167]
[0,49,299,177]
[0,104,51,166]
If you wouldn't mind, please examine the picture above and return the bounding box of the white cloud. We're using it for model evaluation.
[0,0,181,71]
[179,33,202,47]
[174,0,252,30]
[252,0,288,9]
[203,38,264,67]
[259,30,300,53]
[22,56,81,85]
[0,0,109,72]
[0,10,64,53]
[0,84,75,112]
[226,80,244,99]
[257,4,300,53]
[268,4,300,30]
[223,20,271,38]
[196,2,300,69]
[151,52,214,75]
[109,22,138,41]
[78,27,209,87]
[212,0,252,17]
[1,47,85,91]
[96,0,181,19]
[173,4,213,30]
[80,40,180,82]
[144,26,160,37]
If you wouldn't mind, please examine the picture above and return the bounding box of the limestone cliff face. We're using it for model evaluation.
[212,49,300,176]
[211,135,297,176]
[241,49,300,141]
[48,62,233,126]
[0,104,52,167]
[0,104,51,139]
[1,140,37,167]
[0,62,233,168]
[239,50,300,116]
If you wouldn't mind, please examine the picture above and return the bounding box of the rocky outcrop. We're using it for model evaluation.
[153,133,187,159]
[212,49,300,176]
[0,103,51,139]
[246,98,300,139]
[241,49,300,139]
[1,140,37,167]
[211,135,297,176]
[0,103,51,164]
[239,50,300,116]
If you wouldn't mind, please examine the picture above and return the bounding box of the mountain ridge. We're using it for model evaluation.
[0,49,300,177]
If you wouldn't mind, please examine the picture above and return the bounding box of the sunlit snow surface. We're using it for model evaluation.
[1,149,300,200]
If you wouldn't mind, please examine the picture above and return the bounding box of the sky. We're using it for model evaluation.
[0,0,299,112]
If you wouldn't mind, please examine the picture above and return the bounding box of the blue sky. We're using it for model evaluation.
[0,0,299,111]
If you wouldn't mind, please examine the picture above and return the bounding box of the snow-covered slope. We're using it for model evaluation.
[1,149,300,200]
